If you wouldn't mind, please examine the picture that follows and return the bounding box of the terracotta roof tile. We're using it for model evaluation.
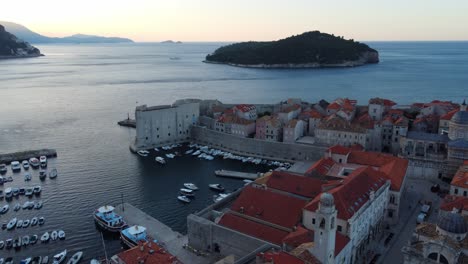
[234,104,256,113]
[305,167,388,220]
[328,145,351,155]
[282,226,314,248]
[441,109,459,120]
[266,171,327,198]
[305,158,336,176]
[257,251,306,264]
[230,185,307,228]
[451,163,468,188]
[116,241,180,264]
[219,213,289,245]
[335,232,350,256]
[440,195,468,213]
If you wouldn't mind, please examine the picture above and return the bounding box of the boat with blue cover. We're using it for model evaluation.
[93,205,126,232]
[120,225,148,248]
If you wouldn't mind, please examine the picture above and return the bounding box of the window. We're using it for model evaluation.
[373,109,377,113]
[319,218,325,229]
[464,191,467,197]
[312,218,315,225]
[168,133,171,136]
[455,188,459,194]
[337,225,342,232]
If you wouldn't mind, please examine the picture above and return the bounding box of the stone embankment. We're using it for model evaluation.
[0,149,57,164]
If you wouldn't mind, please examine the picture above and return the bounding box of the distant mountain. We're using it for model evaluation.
[0,24,42,59]
[161,40,182,44]
[0,21,134,44]
[205,31,379,68]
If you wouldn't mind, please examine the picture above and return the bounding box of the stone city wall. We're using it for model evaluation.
[190,126,326,162]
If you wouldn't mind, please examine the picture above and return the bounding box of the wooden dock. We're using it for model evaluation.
[214,169,261,180]
[117,118,136,128]
[0,149,57,164]
[114,203,213,264]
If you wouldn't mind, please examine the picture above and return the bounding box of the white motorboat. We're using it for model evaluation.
[183,183,198,190]
[5,188,12,198]
[29,158,40,168]
[39,156,47,167]
[23,201,33,209]
[192,150,201,156]
[25,173,32,181]
[0,240,4,249]
[213,193,231,203]
[209,184,225,192]
[51,230,58,241]
[20,257,31,264]
[66,252,82,264]
[155,157,166,164]
[22,235,30,246]
[154,147,159,151]
[25,187,34,196]
[12,188,19,196]
[185,149,194,155]
[39,169,47,179]
[42,256,49,264]
[7,218,17,230]
[11,161,21,172]
[90,260,100,264]
[38,217,45,225]
[22,219,30,228]
[137,150,149,157]
[49,168,58,179]
[14,203,21,211]
[31,217,38,226]
[35,201,43,209]
[52,250,67,264]
[177,195,191,203]
[180,188,195,197]
[17,219,23,228]
[58,230,66,239]
[33,185,42,194]
[165,153,175,159]
[40,232,49,242]
[0,204,9,214]
[22,160,30,169]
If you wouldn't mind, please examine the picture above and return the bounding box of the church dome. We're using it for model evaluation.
[437,212,467,234]
[320,192,334,207]
[451,110,468,125]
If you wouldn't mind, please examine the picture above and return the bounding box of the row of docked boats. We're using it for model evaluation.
[176,183,226,203]
[4,217,45,230]
[0,176,13,185]
[0,156,48,175]
[0,250,83,264]
[93,205,152,249]
[3,185,41,199]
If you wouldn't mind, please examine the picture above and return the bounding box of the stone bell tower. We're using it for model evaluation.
[309,192,337,264]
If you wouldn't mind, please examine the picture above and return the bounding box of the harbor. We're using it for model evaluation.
[0,149,57,164]
[114,203,212,264]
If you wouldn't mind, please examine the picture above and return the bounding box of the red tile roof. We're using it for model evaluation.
[281,226,314,248]
[335,232,350,256]
[305,167,388,220]
[295,249,322,264]
[219,213,289,245]
[327,102,341,110]
[234,104,256,113]
[116,242,180,264]
[305,158,336,176]
[440,195,468,213]
[230,185,307,228]
[257,251,306,264]
[328,145,351,155]
[451,163,468,188]
[347,151,408,191]
[301,109,323,119]
[369,98,397,107]
[266,171,327,198]
[441,109,459,120]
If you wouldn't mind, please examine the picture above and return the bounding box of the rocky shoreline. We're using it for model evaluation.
[205,51,379,69]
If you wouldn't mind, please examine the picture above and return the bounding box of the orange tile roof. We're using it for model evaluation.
[219,213,289,245]
[441,109,459,120]
[282,226,314,248]
[440,195,468,213]
[266,171,327,198]
[305,167,388,220]
[335,232,350,256]
[328,145,351,155]
[116,242,181,264]
[305,158,336,176]
[301,109,323,119]
[451,163,468,188]
[229,185,307,228]
[369,98,397,107]
[347,151,408,191]
[327,102,341,110]
[234,104,256,113]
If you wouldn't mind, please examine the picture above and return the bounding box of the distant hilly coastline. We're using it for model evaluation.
[0,21,134,44]
[204,31,379,69]
[0,24,43,59]
[161,40,182,44]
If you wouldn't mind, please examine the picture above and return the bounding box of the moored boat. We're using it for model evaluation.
[7,218,17,230]
[42,256,49,264]
[0,204,9,214]
[29,158,40,168]
[22,219,30,228]
[39,156,47,167]
[31,257,42,264]
[51,230,58,241]
[13,237,21,248]
[5,239,13,249]
[22,235,30,246]
[155,156,166,164]
[5,187,12,198]
[25,187,34,196]
[41,232,50,243]
[35,201,43,209]
[93,205,126,232]
[137,150,149,157]
[49,168,58,179]
[180,188,195,197]
[0,164,7,174]
[66,252,83,264]
[39,169,47,179]
[38,217,45,225]
[209,184,225,192]
[0,240,4,249]
[11,161,21,172]
[120,225,148,248]
[30,235,38,244]
[25,173,32,181]
[52,250,67,264]
[31,217,38,226]
[22,160,30,169]
[34,186,42,194]
[58,230,66,239]
[183,183,198,190]
[177,195,191,203]
[165,153,175,159]
[20,258,32,264]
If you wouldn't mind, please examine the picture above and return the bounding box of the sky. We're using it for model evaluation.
[1,0,468,42]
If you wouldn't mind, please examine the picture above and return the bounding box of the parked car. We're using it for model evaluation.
[417,212,427,224]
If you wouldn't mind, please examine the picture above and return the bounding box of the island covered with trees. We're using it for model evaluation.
[205,31,379,68]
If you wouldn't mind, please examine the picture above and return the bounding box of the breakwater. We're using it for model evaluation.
[0,149,57,164]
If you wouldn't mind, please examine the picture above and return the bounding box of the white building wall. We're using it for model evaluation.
[315,129,368,149]
[450,185,468,197]
[369,103,384,121]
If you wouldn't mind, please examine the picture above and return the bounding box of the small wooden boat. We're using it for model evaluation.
[0,204,9,214]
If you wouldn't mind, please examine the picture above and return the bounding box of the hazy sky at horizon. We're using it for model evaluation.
[2,0,468,42]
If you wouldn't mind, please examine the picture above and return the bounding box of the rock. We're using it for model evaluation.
[0,24,43,59]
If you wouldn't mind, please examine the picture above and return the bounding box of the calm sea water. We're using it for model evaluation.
[0,42,467,260]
